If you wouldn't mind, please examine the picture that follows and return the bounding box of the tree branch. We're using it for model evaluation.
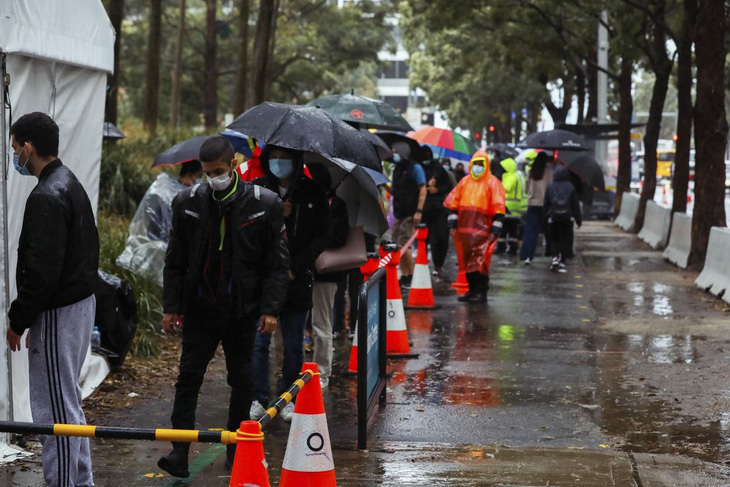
[617,0,678,41]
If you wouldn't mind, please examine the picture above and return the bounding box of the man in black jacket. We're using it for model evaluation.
[7,112,100,487]
[250,146,329,423]
[420,146,454,281]
[159,136,289,477]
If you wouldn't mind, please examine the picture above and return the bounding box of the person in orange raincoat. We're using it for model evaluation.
[444,150,506,303]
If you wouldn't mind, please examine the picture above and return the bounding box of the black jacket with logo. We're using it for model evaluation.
[9,159,99,334]
[163,176,290,319]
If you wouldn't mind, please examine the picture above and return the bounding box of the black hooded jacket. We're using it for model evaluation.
[163,174,290,319]
[544,165,582,226]
[9,160,100,334]
[253,150,330,311]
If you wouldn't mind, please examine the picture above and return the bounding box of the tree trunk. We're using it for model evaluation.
[672,2,694,217]
[615,57,634,215]
[203,0,218,129]
[576,70,586,125]
[105,0,124,126]
[251,0,276,106]
[264,0,280,101]
[689,0,728,267]
[233,0,250,115]
[633,20,673,233]
[169,0,186,128]
[143,0,162,134]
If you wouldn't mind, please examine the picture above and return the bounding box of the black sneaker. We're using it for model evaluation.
[467,292,487,304]
[549,258,559,272]
[457,291,473,302]
[158,449,190,478]
[399,275,412,289]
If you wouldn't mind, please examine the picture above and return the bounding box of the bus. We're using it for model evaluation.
[657,149,675,179]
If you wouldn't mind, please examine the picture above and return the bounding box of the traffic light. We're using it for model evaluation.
[488,125,495,132]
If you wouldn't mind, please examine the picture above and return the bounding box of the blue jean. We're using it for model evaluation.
[519,206,544,261]
[252,309,308,404]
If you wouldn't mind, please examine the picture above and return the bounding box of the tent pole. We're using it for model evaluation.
[0,52,13,425]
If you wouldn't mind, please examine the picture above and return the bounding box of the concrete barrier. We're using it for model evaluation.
[638,201,671,249]
[662,213,692,268]
[614,193,640,232]
[695,226,730,304]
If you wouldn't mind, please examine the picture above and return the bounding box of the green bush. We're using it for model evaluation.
[98,123,204,357]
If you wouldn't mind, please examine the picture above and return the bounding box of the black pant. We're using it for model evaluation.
[549,220,574,263]
[422,209,449,268]
[170,306,256,451]
[347,267,362,330]
[466,272,489,294]
[502,215,523,252]
[333,275,347,334]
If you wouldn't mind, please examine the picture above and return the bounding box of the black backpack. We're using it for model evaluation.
[551,186,572,222]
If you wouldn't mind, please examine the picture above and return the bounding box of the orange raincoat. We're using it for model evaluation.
[444,150,506,275]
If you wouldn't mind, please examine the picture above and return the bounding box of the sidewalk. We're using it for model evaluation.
[3,221,730,486]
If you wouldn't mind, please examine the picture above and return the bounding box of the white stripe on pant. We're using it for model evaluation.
[311,282,337,378]
[28,295,95,487]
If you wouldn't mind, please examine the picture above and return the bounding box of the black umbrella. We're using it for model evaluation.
[359,128,392,160]
[152,136,209,167]
[557,151,605,190]
[103,122,125,140]
[373,131,428,162]
[519,129,590,151]
[486,143,519,158]
[227,102,381,172]
[307,93,413,132]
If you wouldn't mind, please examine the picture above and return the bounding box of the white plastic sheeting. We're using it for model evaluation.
[117,173,187,287]
[0,0,114,450]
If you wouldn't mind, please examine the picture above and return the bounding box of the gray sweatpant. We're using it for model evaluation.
[28,295,95,487]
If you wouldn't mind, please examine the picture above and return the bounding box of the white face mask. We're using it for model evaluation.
[207,170,232,191]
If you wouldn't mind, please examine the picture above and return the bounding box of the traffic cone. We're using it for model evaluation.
[279,363,336,487]
[382,243,413,356]
[347,253,380,374]
[451,238,469,296]
[406,224,440,310]
[229,420,270,487]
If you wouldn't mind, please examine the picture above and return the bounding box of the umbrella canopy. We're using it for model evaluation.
[374,131,428,162]
[307,93,413,132]
[220,129,258,158]
[359,128,392,160]
[103,121,125,140]
[519,129,590,151]
[556,150,605,190]
[362,166,390,186]
[304,154,388,236]
[486,143,519,158]
[152,136,209,167]
[227,102,381,172]
[410,126,476,162]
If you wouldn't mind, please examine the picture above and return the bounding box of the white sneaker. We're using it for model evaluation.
[280,402,295,422]
[319,376,329,389]
[558,263,567,273]
[524,258,531,266]
[550,258,559,272]
[249,400,266,421]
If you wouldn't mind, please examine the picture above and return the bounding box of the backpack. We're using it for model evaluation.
[551,186,572,222]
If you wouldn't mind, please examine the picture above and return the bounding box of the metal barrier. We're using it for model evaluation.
[0,370,315,444]
[357,266,387,450]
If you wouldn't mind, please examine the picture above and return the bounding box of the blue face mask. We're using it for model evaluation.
[392,153,402,163]
[13,146,31,176]
[269,158,294,179]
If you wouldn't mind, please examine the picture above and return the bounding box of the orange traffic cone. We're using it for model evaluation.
[406,224,440,310]
[279,363,336,487]
[229,420,270,487]
[347,253,381,374]
[382,243,416,357]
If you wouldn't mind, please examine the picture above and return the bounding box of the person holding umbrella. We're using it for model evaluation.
[388,141,427,289]
[158,136,289,477]
[444,150,506,304]
[250,145,330,422]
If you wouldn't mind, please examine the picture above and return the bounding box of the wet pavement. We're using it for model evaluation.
[5,221,730,486]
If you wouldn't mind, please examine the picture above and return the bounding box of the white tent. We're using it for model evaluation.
[0,0,115,460]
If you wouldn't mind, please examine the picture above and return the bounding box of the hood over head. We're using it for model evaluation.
[500,157,517,174]
[553,164,571,182]
[391,141,412,161]
[469,150,491,180]
[260,144,304,183]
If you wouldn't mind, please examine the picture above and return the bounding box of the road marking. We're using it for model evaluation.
[575,295,583,298]
[579,306,588,310]
[163,443,226,486]
[576,284,584,288]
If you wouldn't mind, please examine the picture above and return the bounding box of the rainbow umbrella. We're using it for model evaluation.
[410,126,476,162]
